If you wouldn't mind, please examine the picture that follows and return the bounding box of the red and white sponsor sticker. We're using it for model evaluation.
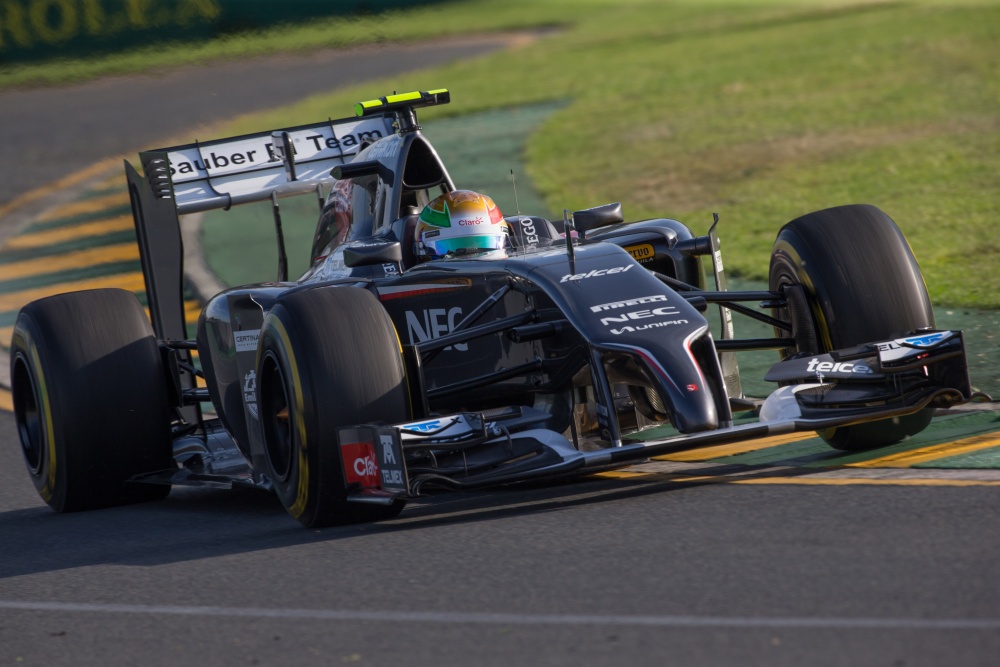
[341,441,380,489]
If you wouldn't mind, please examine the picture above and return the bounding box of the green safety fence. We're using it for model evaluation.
[0,0,442,64]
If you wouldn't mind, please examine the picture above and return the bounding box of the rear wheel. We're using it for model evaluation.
[257,287,410,528]
[10,289,173,511]
[769,204,935,450]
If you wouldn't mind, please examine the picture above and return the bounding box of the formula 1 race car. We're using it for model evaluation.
[10,89,975,527]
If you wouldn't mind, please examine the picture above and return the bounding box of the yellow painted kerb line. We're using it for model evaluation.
[847,432,1000,468]
[0,157,123,223]
[0,243,138,282]
[735,477,1000,487]
[654,431,816,462]
[595,469,1000,487]
[4,214,134,250]
[36,191,130,222]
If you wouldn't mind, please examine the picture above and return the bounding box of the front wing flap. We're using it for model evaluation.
[764,330,967,384]
[762,330,972,419]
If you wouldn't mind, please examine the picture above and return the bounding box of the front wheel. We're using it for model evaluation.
[257,287,411,528]
[769,204,935,451]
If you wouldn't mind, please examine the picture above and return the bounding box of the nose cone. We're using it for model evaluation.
[668,381,719,433]
[646,340,720,434]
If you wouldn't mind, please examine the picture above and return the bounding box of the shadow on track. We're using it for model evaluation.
[0,458,819,580]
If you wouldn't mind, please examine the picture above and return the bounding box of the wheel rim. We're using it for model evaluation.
[260,353,294,482]
[770,258,803,357]
[12,355,44,475]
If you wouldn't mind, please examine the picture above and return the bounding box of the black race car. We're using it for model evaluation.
[10,90,975,527]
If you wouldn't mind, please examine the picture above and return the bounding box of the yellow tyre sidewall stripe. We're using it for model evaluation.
[12,327,58,503]
[268,316,311,519]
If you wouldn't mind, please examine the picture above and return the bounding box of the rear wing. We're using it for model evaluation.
[139,115,395,216]
[134,88,450,217]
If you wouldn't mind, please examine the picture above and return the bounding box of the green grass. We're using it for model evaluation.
[22,0,995,307]
[206,0,1000,308]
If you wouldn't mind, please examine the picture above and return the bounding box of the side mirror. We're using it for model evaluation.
[343,241,403,268]
[331,160,395,187]
[573,202,623,236]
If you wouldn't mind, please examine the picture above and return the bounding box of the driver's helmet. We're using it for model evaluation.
[414,190,508,260]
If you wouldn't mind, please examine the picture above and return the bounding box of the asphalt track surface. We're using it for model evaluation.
[3,403,1000,666]
[2,42,1000,666]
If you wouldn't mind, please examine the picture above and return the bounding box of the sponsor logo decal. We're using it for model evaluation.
[600,305,682,326]
[167,122,385,180]
[610,320,688,335]
[560,265,633,283]
[405,307,467,352]
[363,136,401,160]
[379,434,404,486]
[591,294,669,313]
[342,441,380,488]
[380,435,398,464]
[404,419,443,433]
[242,371,258,420]
[624,243,655,263]
[806,359,873,374]
[903,332,946,347]
[234,329,260,353]
[172,150,258,174]
[458,217,484,226]
[519,218,539,246]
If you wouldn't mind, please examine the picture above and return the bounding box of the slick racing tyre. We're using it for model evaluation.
[769,204,935,451]
[10,289,173,511]
[257,287,410,528]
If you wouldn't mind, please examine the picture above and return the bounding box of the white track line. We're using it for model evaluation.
[0,600,997,630]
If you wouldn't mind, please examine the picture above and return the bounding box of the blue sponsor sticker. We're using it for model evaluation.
[404,420,442,433]
[903,333,946,347]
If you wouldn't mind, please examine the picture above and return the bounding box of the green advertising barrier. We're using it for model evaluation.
[0,0,439,64]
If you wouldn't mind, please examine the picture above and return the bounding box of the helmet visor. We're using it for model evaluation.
[424,234,507,257]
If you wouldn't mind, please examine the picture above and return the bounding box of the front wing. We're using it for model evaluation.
[340,329,974,506]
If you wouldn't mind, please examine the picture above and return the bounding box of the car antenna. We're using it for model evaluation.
[564,208,576,274]
[510,169,521,218]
